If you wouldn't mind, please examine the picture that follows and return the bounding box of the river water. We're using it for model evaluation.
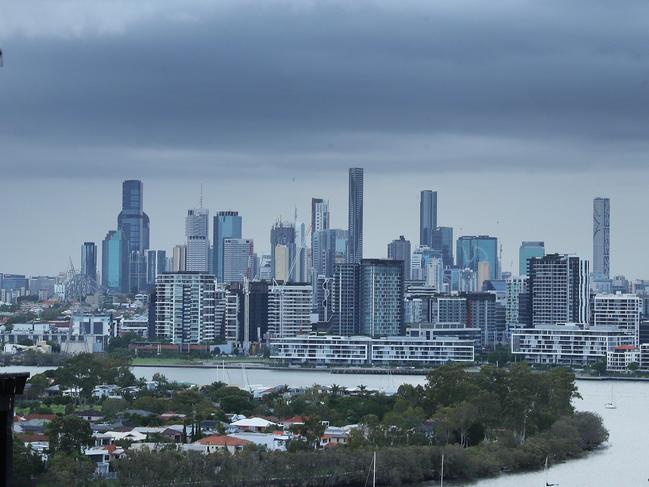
[3,365,647,486]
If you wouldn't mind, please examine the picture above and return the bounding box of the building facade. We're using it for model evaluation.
[185,208,210,272]
[593,197,611,279]
[222,238,255,284]
[102,230,128,293]
[347,168,364,264]
[267,283,313,338]
[419,190,437,248]
[456,236,499,282]
[117,180,150,293]
[359,259,404,337]
[81,242,97,282]
[519,241,545,277]
[387,235,412,281]
[213,211,242,282]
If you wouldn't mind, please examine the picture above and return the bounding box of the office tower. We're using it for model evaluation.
[505,276,528,335]
[332,263,361,335]
[295,222,308,283]
[154,272,217,344]
[312,229,348,278]
[80,242,97,282]
[172,245,187,272]
[419,190,437,247]
[185,208,209,272]
[146,250,167,287]
[519,241,545,277]
[387,236,412,281]
[223,238,255,284]
[347,168,364,264]
[117,180,150,293]
[359,259,404,337]
[267,283,313,338]
[527,254,590,327]
[102,230,128,293]
[593,197,611,278]
[592,293,641,344]
[410,246,441,281]
[213,211,242,282]
[28,276,56,301]
[270,221,296,281]
[456,235,499,281]
[431,227,453,268]
[259,255,272,281]
[425,257,444,291]
[311,198,330,245]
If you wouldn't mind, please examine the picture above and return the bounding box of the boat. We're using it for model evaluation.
[604,383,616,409]
[544,456,559,486]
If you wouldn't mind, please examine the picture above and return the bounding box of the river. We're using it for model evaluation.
[3,365,647,486]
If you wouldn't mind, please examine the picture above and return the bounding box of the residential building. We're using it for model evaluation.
[267,283,313,338]
[592,293,641,344]
[347,168,364,264]
[310,198,330,248]
[359,259,404,337]
[331,263,361,335]
[171,245,187,272]
[593,197,611,278]
[505,276,528,335]
[154,272,217,344]
[527,254,590,327]
[419,190,437,248]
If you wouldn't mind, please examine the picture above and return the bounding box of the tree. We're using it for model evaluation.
[43,454,95,487]
[47,415,93,455]
[13,438,45,486]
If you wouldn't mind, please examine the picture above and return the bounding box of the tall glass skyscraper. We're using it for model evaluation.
[431,226,453,267]
[102,230,128,293]
[593,197,610,278]
[387,235,411,281]
[213,211,242,282]
[347,168,364,264]
[185,208,209,272]
[117,180,150,293]
[419,190,437,247]
[81,242,97,282]
[519,241,545,276]
[456,235,499,281]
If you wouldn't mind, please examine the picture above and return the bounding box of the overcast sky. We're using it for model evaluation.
[2,0,649,278]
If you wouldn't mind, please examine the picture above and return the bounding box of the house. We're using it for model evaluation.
[229,431,291,451]
[191,435,251,454]
[84,444,124,477]
[281,416,305,430]
[230,417,277,432]
[19,433,49,459]
[93,385,120,399]
[77,410,104,422]
[320,425,359,448]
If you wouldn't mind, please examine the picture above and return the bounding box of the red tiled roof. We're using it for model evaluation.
[282,416,304,424]
[18,433,48,443]
[24,414,57,421]
[195,435,250,447]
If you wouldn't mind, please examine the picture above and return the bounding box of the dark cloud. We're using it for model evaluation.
[2,0,649,178]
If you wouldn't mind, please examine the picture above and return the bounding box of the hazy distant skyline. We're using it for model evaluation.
[2,1,649,277]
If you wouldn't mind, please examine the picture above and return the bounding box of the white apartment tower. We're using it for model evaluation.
[268,283,313,338]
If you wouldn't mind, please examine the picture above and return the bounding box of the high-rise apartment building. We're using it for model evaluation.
[505,276,528,335]
[347,168,364,264]
[223,238,255,284]
[154,272,216,344]
[267,283,313,338]
[593,197,610,278]
[117,180,150,293]
[456,235,499,281]
[81,242,97,282]
[592,293,640,344]
[172,245,186,272]
[519,241,545,277]
[359,259,404,337]
[332,263,361,335]
[311,198,330,246]
[527,254,590,327]
[102,230,128,293]
[213,211,242,282]
[185,208,209,272]
[419,190,437,247]
[387,236,412,281]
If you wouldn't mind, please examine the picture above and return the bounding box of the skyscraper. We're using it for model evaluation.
[154,272,217,344]
[519,241,545,276]
[347,168,364,264]
[419,190,437,247]
[267,283,313,338]
[101,230,128,293]
[359,259,404,337]
[387,235,412,281]
[117,180,150,293]
[146,249,167,288]
[332,263,361,335]
[223,238,255,284]
[593,197,610,278]
[311,198,330,245]
[172,245,187,272]
[456,235,499,281]
[431,226,453,267]
[312,229,348,278]
[270,221,296,281]
[81,242,97,282]
[185,208,209,272]
[213,211,242,282]
[527,254,590,327]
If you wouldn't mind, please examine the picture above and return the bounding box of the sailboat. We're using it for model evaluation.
[544,456,559,486]
[604,383,616,409]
